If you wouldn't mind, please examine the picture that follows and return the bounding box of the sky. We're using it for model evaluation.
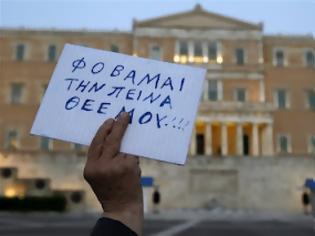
[0,0,314,36]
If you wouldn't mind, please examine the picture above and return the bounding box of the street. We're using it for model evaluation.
[0,210,314,236]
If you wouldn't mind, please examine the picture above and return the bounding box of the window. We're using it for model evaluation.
[4,130,19,149]
[235,88,247,102]
[208,42,217,62]
[275,49,285,67]
[149,45,162,60]
[306,51,315,67]
[196,134,205,155]
[73,143,83,151]
[278,135,291,153]
[48,45,56,62]
[275,89,288,109]
[235,48,245,65]
[193,42,203,63]
[194,42,202,57]
[110,44,119,53]
[208,80,218,101]
[309,135,315,154]
[10,83,24,104]
[40,84,48,101]
[40,137,52,151]
[16,44,25,61]
[179,41,188,56]
[306,90,315,110]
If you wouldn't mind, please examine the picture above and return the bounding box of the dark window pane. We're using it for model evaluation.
[196,134,205,155]
[10,83,24,104]
[40,137,50,150]
[110,44,119,53]
[194,42,203,57]
[235,48,244,65]
[236,89,246,102]
[16,44,25,61]
[208,42,217,61]
[280,136,288,152]
[48,45,56,61]
[276,50,284,66]
[179,41,188,55]
[74,143,82,151]
[277,89,287,108]
[208,80,218,101]
[306,51,315,67]
[5,130,18,149]
[307,90,315,109]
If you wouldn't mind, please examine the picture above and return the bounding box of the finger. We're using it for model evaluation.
[88,118,114,160]
[103,112,129,157]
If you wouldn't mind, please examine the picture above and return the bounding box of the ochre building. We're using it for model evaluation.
[0,5,314,211]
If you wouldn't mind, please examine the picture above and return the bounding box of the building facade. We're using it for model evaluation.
[0,5,315,211]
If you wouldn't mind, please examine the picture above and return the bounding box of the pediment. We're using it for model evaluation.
[134,5,262,30]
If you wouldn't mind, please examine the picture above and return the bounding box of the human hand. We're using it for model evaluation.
[84,112,143,236]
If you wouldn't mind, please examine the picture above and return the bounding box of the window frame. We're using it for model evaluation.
[304,49,315,67]
[273,48,287,67]
[305,89,315,110]
[40,137,53,151]
[179,41,188,56]
[47,44,57,62]
[308,135,315,154]
[110,44,120,53]
[235,48,246,66]
[10,82,25,104]
[234,88,247,102]
[15,43,27,61]
[274,89,290,109]
[4,129,20,150]
[148,44,163,61]
[208,42,218,62]
[277,134,292,154]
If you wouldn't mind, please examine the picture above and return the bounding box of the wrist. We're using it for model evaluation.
[103,204,143,236]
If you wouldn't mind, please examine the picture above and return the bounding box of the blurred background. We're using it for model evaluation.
[0,0,314,235]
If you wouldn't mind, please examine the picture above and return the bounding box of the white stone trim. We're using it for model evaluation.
[218,80,223,101]
[197,114,273,124]
[206,72,263,80]
[259,80,265,102]
[134,28,263,40]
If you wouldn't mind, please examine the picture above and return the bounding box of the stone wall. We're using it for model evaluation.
[0,152,314,212]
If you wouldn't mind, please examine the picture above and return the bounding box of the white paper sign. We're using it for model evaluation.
[31,44,206,165]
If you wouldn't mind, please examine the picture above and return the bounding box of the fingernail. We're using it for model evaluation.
[121,112,129,119]
[107,118,114,125]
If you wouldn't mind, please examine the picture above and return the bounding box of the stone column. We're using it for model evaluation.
[190,127,196,155]
[202,42,208,63]
[265,123,274,156]
[236,123,244,156]
[188,41,194,63]
[221,123,228,156]
[252,123,259,156]
[205,122,212,155]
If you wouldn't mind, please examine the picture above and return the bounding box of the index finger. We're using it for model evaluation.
[103,112,129,157]
[88,118,115,160]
